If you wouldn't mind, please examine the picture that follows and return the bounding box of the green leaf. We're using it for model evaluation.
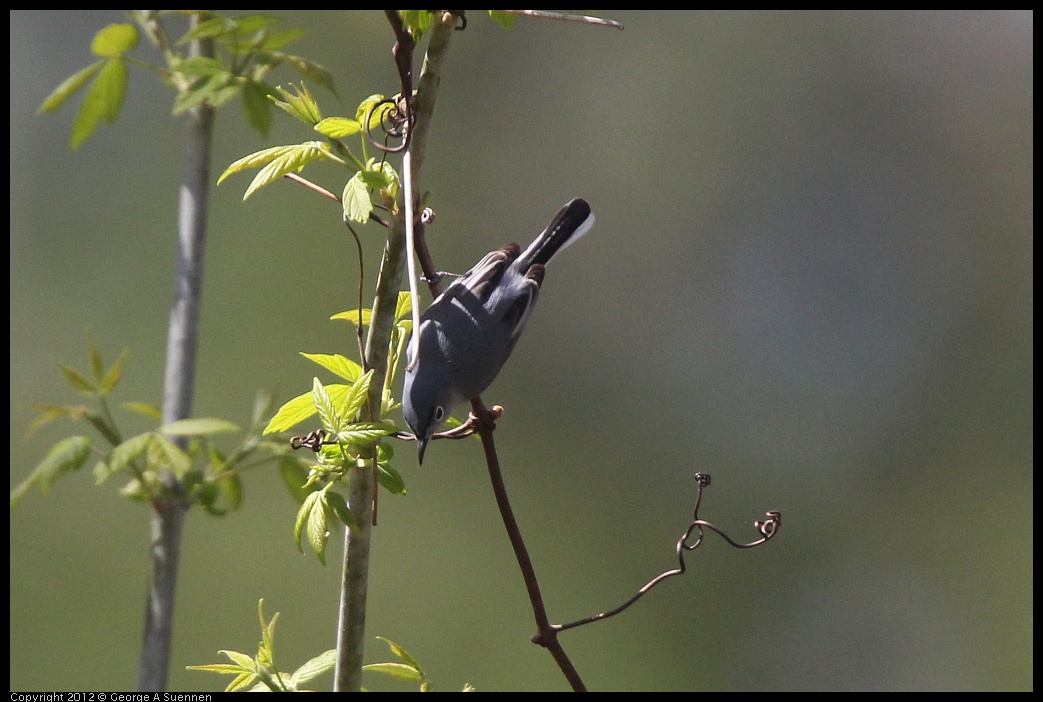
[257,28,306,52]
[399,10,433,41]
[58,364,96,393]
[160,417,240,436]
[217,472,244,512]
[226,649,258,669]
[219,143,297,184]
[331,307,373,327]
[263,383,353,434]
[314,116,361,139]
[358,166,391,190]
[247,142,332,196]
[362,662,424,684]
[187,643,264,692]
[283,55,336,95]
[242,81,274,136]
[186,662,251,675]
[173,72,239,115]
[377,636,424,673]
[173,56,225,77]
[336,421,395,447]
[342,172,373,223]
[279,457,314,503]
[227,672,261,693]
[269,83,322,125]
[91,23,138,57]
[193,478,221,514]
[316,441,345,465]
[337,369,375,422]
[233,15,283,36]
[88,343,105,381]
[149,433,192,478]
[355,93,391,132]
[307,494,330,565]
[295,491,329,564]
[311,377,342,434]
[178,17,237,44]
[372,159,400,199]
[95,58,128,123]
[107,432,153,477]
[10,436,91,508]
[376,441,394,462]
[71,57,128,150]
[232,142,339,199]
[376,461,406,495]
[258,599,277,665]
[395,291,414,321]
[38,61,103,113]
[291,649,337,687]
[299,352,362,383]
[121,401,163,421]
[358,160,398,201]
[488,11,518,30]
[172,78,212,115]
[324,490,357,530]
[25,404,80,437]
[99,347,129,394]
[294,491,320,555]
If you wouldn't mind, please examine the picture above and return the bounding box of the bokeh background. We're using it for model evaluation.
[10,10,1032,692]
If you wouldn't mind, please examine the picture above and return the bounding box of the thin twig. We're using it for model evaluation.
[284,172,340,202]
[341,216,367,372]
[548,475,781,636]
[501,10,624,30]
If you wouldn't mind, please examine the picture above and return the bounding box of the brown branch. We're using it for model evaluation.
[470,397,587,692]
[409,194,586,690]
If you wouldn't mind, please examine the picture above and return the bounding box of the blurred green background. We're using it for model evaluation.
[10,10,1032,692]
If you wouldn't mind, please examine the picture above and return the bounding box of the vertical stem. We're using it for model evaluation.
[332,11,457,691]
[161,75,213,427]
[333,458,376,691]
[137,17,214,692]
[138,496,187,691]
[334,217,405,692]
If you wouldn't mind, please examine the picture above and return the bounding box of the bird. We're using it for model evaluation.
[402,198,594,463]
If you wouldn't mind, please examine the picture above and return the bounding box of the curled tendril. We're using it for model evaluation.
[290,429,335,452]
[756,511,782,539]
[538,473,782,641]
[364,95,413,154]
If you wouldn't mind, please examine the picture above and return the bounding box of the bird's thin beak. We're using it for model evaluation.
[417,436,429,465]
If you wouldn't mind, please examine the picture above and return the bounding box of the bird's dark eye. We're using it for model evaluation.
[433,406,445,422]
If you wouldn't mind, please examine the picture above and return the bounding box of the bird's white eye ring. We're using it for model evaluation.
[434,406,445,423]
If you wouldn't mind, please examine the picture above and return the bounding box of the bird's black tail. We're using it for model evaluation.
[519,198,594,269]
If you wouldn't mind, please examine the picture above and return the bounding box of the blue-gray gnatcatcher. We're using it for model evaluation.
[403,198,595,463]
